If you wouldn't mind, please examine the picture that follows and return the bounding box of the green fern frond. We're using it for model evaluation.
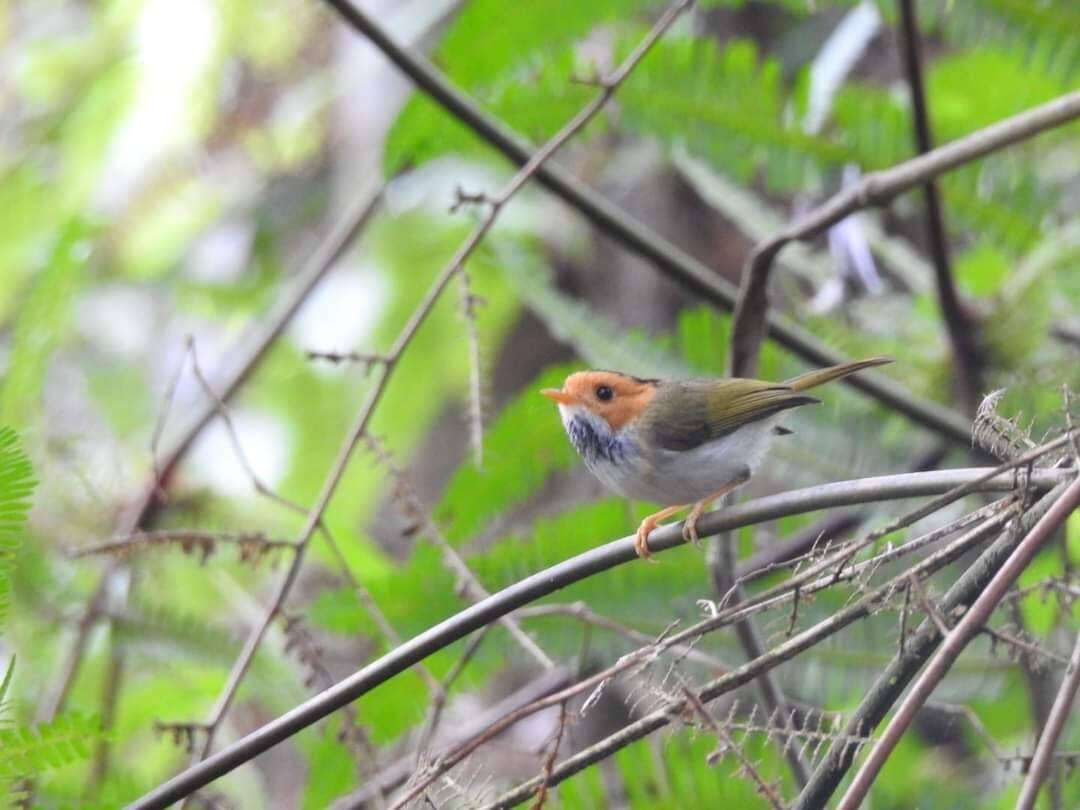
[0,713,102,780]
[618,37,847,190]
[928,0,1080,81]
[436,0,657,90]
[0,428,35,628]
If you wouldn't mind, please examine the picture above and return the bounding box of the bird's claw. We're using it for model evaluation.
[634,520,661,564]
[681,516,702,548]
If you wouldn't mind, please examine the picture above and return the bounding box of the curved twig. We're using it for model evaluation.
[728,90,1080,378]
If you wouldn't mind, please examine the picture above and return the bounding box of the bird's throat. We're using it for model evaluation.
[566,413,631,465]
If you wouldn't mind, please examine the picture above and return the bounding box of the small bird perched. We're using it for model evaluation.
[542,357,892,561]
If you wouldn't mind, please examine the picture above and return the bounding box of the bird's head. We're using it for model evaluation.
[541,371,658,435]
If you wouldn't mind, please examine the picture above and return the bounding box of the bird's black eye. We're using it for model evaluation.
[596,385,614,402]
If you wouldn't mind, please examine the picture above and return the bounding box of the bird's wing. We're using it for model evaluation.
[647,379,818,452]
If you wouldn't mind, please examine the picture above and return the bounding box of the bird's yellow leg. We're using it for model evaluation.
[634,504,688,563]
[682,471,752,546]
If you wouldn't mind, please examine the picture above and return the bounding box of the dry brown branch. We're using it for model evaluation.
[895,0,981,413]
[458,269,486,468]
[68,530,296,565]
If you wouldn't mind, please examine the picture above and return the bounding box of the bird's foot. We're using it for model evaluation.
[634,517,661,564]
[681,507,706,548]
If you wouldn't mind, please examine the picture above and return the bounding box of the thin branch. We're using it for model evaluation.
[895,0,981,413]
[318,0,980,448]
[458,269,485,468]
[362,433,553,670]
[679,685,785,810]
[837,476,1080,810]
[1014,631,1080,809]
[414,626,492,767]
[709,531,811,787]
[728,90,1080,378]
[515,602,728,673]
[68,530,296,564]
[529,702,569,810]
[328,669,572,810]
[128,467,1068,808]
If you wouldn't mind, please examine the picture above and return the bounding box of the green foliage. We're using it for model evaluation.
[299,718,356,810]
[0,712,103,780]
[0,429,35,628]
[0,221,92,430]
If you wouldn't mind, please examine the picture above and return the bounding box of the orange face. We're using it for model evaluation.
[541,371,657,431]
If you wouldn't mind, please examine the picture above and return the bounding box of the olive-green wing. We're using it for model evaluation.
[646,379,818,452]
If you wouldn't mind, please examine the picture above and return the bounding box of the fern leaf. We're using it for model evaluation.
[0,713,102,780]
[0,428,35,628]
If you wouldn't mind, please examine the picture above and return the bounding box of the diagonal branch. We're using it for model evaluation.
[1015,631,1080,810]
[895,0,981,414]
[317,0,978,448]
[836,476,1080,810]
[728,90,1080,379]
[126,466,1070,808]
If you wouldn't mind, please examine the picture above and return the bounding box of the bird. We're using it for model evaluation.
[541,357,892,561]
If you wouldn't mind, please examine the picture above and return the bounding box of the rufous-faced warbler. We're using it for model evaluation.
[542,357,892,561]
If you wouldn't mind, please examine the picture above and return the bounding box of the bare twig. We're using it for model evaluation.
[414,626,492,766]
[68,530,296,564]
[895,0,981,413]
[529,702,569,810]
[728,91,1080,378]
[1014,631,1080,810]
[837,475,1080,810]
[458,269,485,468]
[363,434,553,670]
[305,350,391,370]
[680,685,785,810]
[515,602,728,673]
[330,670,572,809]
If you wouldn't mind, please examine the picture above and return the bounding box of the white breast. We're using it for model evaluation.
[559,404,778,506]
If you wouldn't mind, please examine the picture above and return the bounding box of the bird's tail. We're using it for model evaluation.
[783,357,893,392]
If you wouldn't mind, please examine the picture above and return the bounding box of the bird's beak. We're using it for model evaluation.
[541,388,576,406]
